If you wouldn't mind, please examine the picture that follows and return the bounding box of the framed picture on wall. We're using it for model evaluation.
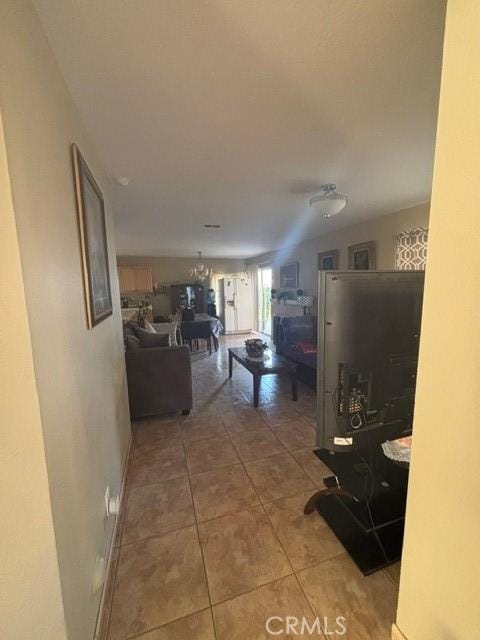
[72,143,113,328]
[318,249,339,270]
[348,241,377,270]
[280,261,299,288]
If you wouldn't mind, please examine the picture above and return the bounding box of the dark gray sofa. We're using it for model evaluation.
[125,340,193,420]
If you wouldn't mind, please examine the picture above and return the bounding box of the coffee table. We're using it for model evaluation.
[228,347,298,408]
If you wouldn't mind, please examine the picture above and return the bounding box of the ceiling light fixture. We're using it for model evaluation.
[309,184,347,218]
[115,176,130,186]
[189,251,213,282]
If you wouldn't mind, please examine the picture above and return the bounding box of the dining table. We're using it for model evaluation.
[192,313,224,338]
[170,312,224,347]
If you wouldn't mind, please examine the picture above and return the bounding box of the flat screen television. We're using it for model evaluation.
[316,271,425,452]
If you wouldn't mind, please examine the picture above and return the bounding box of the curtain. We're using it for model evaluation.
[395,227,428,270]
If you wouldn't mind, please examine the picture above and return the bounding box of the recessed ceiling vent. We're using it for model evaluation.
[204,224,222,228]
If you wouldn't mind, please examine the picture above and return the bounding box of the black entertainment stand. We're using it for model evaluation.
[304,448,409,575]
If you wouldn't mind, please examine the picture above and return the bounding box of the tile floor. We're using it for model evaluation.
[100,334,399,640]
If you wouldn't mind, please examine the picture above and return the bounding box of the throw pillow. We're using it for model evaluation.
[144,320,156,333]
[123,321,137,339]
[135,326,170,348]
[285,326,313,343]
[152,321,178,346]
[124,334,140,351]
[131,322,145,339]
[294,340,317,354]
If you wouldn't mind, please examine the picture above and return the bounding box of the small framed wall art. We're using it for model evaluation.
[348,241,377,271]
[318,249,339,270]
[280,261,299,288]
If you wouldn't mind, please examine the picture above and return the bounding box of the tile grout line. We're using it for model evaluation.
[240,425,331,640]
[116,419,320,543]
[116,471,188,497]
[255,481,328,633]
[115,498,345,571]
[114,486,330,551]
[225,418,307,618]
[123,606,213,640]
[216,406,308,632]
[210,571,297,608]
[179,425,219,640]
[121,446,341,613]
[191,360,304,638]
[126,427,319,497]
[291,570,329,640]
[383,566,401,590]
[217,390,333,640]
[115,336,319,639]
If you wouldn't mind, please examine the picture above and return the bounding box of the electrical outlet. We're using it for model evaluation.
[104,486,111,518]
[92,555,106,594]
[108,494,120,516]
[104,485,120,518]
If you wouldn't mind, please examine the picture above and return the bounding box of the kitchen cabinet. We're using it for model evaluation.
[118,265,153,293]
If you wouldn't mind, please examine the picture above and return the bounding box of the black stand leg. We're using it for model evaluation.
[253,375,261,408]
[291,367,298,401]
[307,450,409,575]
[228,351,233,378]
[304,487,355,514]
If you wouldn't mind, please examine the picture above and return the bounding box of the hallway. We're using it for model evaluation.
[100,335,399,640]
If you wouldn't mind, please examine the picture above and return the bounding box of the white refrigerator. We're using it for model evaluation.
[218,275,252,334]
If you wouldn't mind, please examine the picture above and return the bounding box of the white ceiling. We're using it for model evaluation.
[34,0,446,258]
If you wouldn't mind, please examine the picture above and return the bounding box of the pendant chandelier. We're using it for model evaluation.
[189,251,213,282]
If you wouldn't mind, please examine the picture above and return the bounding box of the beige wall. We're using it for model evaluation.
[246,203,430,300]
[0,2,131,639]
[117,255,246,316]
[117,206,428,325]
[396,2,480,639]
[0,109,67,640]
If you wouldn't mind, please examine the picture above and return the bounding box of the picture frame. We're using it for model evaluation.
[348,241,377,271]
[318,249,339,271]
[280,261,299,289]
[72,143,113,328]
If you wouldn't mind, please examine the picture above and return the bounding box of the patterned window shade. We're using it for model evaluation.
[395,227,428,270]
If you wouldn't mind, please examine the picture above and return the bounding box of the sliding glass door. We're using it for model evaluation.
[257,265,272,335]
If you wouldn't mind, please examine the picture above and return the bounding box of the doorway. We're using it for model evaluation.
[257,265,272,335]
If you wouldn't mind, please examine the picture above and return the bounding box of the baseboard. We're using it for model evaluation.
[392,623,408,640]
[225,329,252,335]
[93,432,133,639]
